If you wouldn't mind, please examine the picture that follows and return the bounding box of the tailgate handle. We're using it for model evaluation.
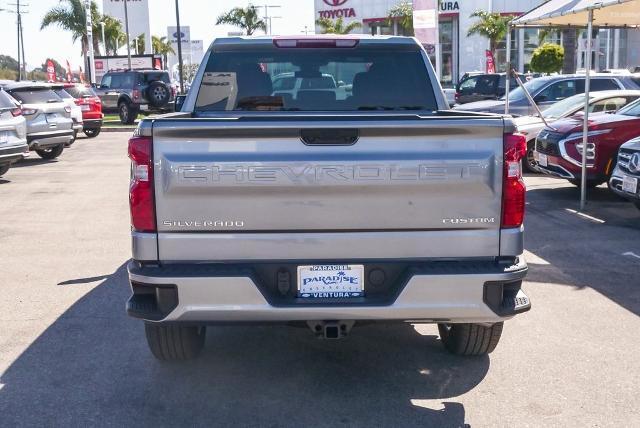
[300,129,359,146]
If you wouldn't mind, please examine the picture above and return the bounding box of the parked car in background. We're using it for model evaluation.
[50,84,83,145]
[2,82,74,159]
[516,90,640,172]
[0,88,28,177]
[63,84,103,138]
[609,136,640,209]
[454,74,640,116]
[534,97,640,187]
[455,72,519,105]
[95,69,174,124]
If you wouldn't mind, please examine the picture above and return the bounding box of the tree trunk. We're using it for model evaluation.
[562,29,577,74]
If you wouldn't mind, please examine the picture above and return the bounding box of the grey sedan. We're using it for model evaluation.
[453,74,640,116]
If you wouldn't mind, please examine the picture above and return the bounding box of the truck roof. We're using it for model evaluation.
[209,35,420,51]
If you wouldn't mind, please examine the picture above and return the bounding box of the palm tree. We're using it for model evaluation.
[101,15,126,55]
[41,0,102,62]
[387,1,413,35]
[315,17,362,35]
[216,6,266,36]
[131,34,145,55]
[467,10,512,56]
[152,36,175,69]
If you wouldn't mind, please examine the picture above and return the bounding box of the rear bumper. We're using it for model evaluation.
[127,257,529,324]
[0,143,29,164]
[82,119,103,130]
[27,131,74,149]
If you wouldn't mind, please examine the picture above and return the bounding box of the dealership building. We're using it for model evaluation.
[314,0,640,86]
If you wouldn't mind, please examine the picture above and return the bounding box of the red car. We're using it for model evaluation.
[63,84,103,138]
[534,98,640,187]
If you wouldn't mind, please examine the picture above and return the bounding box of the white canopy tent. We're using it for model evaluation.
[504,0,640,210]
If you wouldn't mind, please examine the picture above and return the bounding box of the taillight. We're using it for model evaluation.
[132,89,141,100]
[502,133,527,228]
[11,108,22,117]
[21,108,37,115]
[128,135,156,232]
[454,92,460,100]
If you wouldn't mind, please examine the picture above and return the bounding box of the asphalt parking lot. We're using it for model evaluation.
[1,132,639,427]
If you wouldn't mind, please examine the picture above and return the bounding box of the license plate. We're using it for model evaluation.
[622,175,638,194]
[140,105,149,111]
[534,151,548,167]
[46,113,59,121]
[297,265,364,298]
[80,105,90,111]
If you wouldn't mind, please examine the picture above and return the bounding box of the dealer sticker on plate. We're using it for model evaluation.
[622,175,638,194]
[534,151,548,167]
[297,265,364,298]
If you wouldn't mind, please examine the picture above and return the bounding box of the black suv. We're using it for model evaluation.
[96,70,174,124]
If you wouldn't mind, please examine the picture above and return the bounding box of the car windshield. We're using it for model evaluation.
[0,90,16,109]
[194,47,437,112]
[142,72,170,84]
[618,97,640,117]
[502,78,550,101]
[53,89,74,100]
[9,88,62,104]
[541,94,589,119]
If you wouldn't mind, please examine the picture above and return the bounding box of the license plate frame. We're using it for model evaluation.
[297,264,364,299]
[622,175,638,194]
[535,151,548,167]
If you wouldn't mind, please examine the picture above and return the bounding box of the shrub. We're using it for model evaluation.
[530,43,564,74]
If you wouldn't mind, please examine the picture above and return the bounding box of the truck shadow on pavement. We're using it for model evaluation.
[524,183,640,316]
[0,262,484,427]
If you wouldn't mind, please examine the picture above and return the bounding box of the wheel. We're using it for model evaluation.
[146,81,170,108]
[438,322,503,356]
[35,144,64,160]
[0,163,10,177]
[118,101,138,125]
[66,130,77,147]
[144,323,206,361]
[84,128,101,138]
[523,140,539,173]
[568,179,603,189]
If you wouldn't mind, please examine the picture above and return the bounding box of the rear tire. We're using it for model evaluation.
[84,128,101,138]
[524,140,539,173]
[0,163,10,177]
[144,323,206,361]
[35,144,64,160]
[438,322,503,356]
[118,101,138,125]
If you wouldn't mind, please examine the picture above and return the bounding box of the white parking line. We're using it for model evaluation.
[564,208,606,224]
[524,250,550,265]
[622,251,640,260]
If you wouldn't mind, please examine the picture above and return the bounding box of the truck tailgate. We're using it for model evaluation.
[152,115,506,261]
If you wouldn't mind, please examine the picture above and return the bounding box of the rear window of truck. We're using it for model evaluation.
[194,47,437,112]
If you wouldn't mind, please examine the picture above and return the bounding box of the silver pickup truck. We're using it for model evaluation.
[126,36,530,361]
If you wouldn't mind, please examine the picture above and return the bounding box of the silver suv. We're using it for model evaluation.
[0,89,28,177]
[3,82,74,160]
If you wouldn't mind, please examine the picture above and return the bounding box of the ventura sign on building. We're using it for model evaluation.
[102,0,151,54]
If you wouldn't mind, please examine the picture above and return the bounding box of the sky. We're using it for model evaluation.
[0,0,316,71]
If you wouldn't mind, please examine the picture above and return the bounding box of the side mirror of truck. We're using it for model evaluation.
[175,94,186,112]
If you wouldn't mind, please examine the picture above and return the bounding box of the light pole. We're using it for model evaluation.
[123,0,132,69]
[100,21,106,55]
[261,4,281,35]
[84,0,96,84]
[175,0,184,94]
